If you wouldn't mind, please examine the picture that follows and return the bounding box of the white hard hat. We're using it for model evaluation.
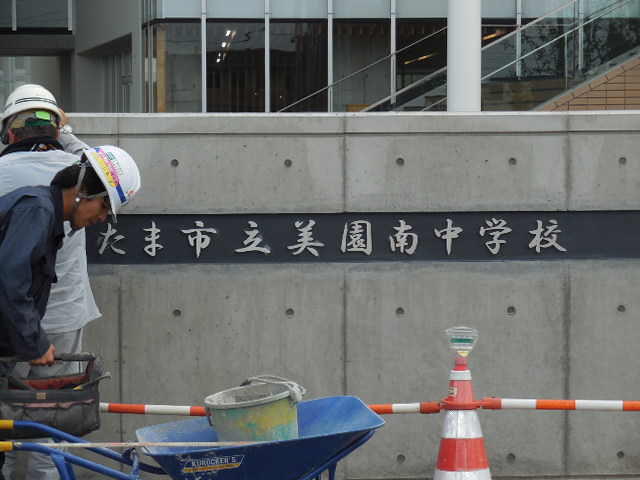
[82,146,141,220]
[1,84,62,143]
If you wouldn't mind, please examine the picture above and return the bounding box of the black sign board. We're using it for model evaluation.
[85,211,640,264]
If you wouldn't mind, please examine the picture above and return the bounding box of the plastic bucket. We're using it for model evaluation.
[204,381,300,442]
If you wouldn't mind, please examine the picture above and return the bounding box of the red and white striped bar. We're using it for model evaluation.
[100,403,207,416]
[481,398,640,411]
[368,402,442,414]
[101,401,443,417]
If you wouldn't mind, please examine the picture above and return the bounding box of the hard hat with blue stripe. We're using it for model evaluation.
[82,146,141,221]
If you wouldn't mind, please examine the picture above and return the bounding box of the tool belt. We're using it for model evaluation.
[0,353,108,439]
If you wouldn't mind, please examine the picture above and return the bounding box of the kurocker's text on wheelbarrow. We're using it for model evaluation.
[182,455,244,473]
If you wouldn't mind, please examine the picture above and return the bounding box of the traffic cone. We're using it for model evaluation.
[434,354,491,480]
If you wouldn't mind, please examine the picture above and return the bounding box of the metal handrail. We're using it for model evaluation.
[419,0,636,112]
[363,0,584,112]
[364,0,635,112]
[277,26,447,112]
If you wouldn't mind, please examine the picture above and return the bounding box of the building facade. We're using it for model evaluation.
[1,0,638,113]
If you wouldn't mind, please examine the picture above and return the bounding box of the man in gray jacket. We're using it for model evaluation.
[0,145,141,480]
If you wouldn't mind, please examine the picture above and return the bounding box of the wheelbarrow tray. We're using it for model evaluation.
[136,396,384,480]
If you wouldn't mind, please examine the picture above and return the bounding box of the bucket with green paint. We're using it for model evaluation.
[204,376,305,442]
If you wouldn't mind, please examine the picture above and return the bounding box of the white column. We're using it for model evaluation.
[201,0,207,112]
[447,0,481,112]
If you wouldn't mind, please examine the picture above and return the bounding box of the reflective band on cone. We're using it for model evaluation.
[435,355,492,480]
[433,410,491,480]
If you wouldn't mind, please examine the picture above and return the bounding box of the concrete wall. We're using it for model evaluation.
[66,111,640,480]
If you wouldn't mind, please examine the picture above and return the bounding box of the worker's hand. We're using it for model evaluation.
[29,344,56,366]
[59,108,67,127]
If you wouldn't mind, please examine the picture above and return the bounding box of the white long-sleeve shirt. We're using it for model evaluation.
[0,135,101,333]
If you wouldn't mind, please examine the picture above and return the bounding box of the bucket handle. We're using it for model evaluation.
[240,375,306,404]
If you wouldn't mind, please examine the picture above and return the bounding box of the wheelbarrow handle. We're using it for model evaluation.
[55,352,97,362]
[0,352,97,363]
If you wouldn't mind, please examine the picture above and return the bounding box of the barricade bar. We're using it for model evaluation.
[99,399,640,416]
[481,398,640,411]
[100,401,443,416]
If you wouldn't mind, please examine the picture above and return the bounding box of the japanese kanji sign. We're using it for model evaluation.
[86,211,640,264]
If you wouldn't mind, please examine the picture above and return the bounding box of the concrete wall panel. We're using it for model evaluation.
[569,133,640,210]
[109,265,345,437]
[567,261,640,475]
[117,134,344,214]
[61,112,640,480]
[344,262,567,478]
[345,132,567,211]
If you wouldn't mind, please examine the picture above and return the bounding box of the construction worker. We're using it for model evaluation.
[0,84,100,480]
[0,146,141,480]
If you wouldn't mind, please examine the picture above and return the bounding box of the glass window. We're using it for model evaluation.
[151,23,202,112]
[0,0,11,28]
[396,21,446,89]
[482,0,517,18]
[16,0,67,29]
[522,0,570,19]
[161,0,200,18]
[394,21,447,111]
[0,57,57,108]
[397,0,445,18]
[103,50,132,113]
[333,21,391,112]
[271,21,327,112]
[270,0,327,19]
[207,0,263,19]
[206,22,265,112]
[334,1,390,19]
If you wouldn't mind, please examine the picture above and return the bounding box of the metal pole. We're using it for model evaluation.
[447,0,481,111]
[67,0,72,31]
[11,0,16,31]
[264,0,270,112]
[516,0,522,79]
[390,0,397,105]
[327,0,333,112]
[146,0,154,112]
[578,0,584,73]
[201,0,207,112]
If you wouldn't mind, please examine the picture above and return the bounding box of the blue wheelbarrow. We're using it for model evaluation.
[1,396,384,480]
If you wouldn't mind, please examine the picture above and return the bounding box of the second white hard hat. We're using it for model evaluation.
[1,84,62,143]
[82,146,141,221]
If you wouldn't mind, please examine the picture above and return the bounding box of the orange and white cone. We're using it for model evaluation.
[434,355,491,480]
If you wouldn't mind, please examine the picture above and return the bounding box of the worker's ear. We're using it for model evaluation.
[7,129,18,144]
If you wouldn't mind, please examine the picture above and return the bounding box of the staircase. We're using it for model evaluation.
[364,0,640,112]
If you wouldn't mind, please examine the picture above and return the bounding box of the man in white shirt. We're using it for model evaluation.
[0,84,101,480]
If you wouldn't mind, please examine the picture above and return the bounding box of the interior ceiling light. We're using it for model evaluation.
[222,42,227,47]
[404,53,436,65]
[483,28,507,41]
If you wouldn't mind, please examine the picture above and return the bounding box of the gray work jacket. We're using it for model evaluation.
[0,185,64,363]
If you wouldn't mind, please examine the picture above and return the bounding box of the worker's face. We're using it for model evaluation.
[74,197,111,228]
